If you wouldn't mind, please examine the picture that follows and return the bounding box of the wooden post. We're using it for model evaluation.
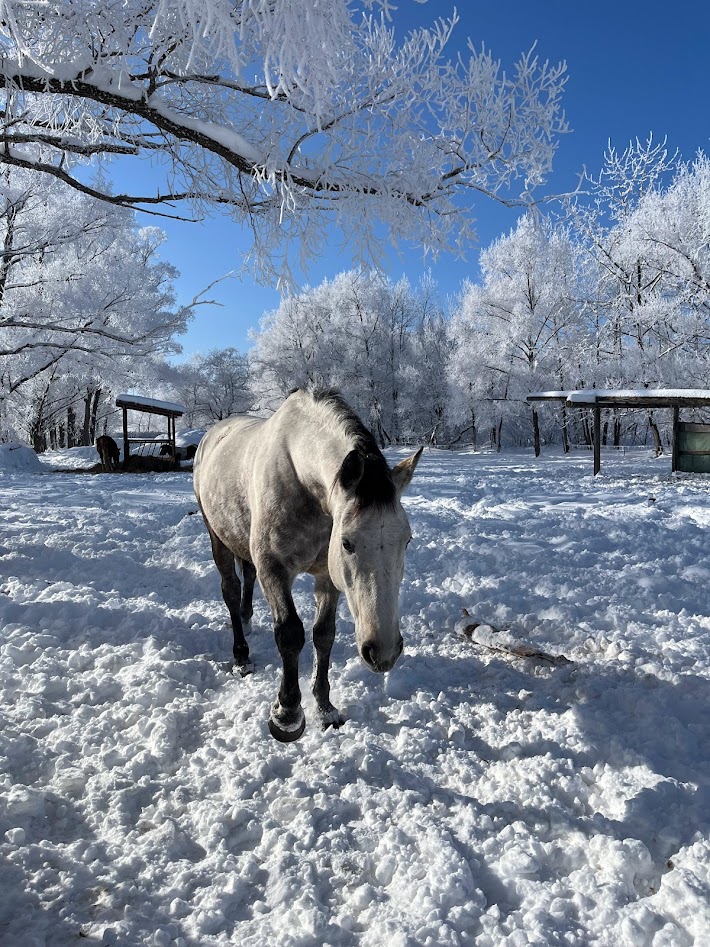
[122,407,130,466]
[532,408,541,457]
[672,406,679,472]
[593,406,601,475]
[561,405,570,453]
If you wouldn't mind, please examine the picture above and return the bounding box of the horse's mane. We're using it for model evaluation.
[296,387,396,509]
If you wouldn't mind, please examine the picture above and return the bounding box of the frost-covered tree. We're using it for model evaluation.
[0,1,567,283]
[566,138,680,386]
[625,153,710,387]
[0,169,193,443]
[250,269,447,444]
[174,347,252,425]
[401,278,452,444]
[0,174,191,394]
[448,214,582,448]
[567,140,709,451]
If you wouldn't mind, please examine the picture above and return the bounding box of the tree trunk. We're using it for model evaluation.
[532,408,541,457]
[613,412,621,448]
[31,429,46,452]
[471,410,477,451]
[648,412,663,456]
[496,417,503,453]
[67,405,76,448]
[89,388,102,443]
[582,412,592,448]
[28,392,48,452]
[561,405,570,453]
[81,390,92,446]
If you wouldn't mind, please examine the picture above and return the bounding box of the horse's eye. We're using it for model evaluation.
[342,538,355,554]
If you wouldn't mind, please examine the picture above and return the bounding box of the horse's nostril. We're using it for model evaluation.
[362,643,377,667]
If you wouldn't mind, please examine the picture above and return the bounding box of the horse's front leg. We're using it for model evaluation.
[312,574,345,731]
[257,557,306,742]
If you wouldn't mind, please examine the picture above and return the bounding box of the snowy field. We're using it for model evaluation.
[1,447,709,947]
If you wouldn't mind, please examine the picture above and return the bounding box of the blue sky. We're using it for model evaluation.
[121,0,710,358]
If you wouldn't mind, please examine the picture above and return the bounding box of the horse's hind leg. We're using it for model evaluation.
[312,574,345,730]
[240,559,256,635]
[208,529,253,676]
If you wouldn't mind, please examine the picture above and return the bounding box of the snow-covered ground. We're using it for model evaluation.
[1,447,709,946]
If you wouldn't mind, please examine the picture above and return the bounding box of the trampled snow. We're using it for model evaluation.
[1,448,709,946]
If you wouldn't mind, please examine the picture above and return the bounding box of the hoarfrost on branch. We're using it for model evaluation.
[0,0,568,282]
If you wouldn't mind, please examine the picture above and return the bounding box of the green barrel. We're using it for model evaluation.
[677,422,710,473]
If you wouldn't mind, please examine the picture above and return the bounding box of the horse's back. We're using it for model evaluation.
[194,400,331,572]
[195,415,261,471]
[194,414,265,558]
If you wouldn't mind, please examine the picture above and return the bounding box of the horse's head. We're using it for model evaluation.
[328,447,422,673]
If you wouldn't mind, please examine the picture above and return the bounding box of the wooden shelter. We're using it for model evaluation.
[115,394,186,466]
[527,389,710,475]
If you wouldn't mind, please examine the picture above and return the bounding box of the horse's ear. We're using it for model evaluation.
[339,449,365,493]
[391,447,423,495]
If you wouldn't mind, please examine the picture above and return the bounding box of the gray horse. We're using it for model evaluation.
[193,388,422,742]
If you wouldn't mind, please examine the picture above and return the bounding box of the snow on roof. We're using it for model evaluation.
[526,391,571,401]
[175,429,206,448]
[528,389,710,407]
[116,394,186,416]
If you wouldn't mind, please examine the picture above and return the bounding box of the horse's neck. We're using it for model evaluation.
[284,404,353,514]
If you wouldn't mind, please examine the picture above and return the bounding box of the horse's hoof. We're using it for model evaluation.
[268,711,306,743]
[320,709,346,731]
[235,659,254,677]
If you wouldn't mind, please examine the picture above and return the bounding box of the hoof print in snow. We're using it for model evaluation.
[268,714,306,742]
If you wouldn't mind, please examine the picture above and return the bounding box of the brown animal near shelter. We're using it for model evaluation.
[96,435,121,471]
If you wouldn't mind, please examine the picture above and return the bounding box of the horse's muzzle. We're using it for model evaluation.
[360,636,404,673]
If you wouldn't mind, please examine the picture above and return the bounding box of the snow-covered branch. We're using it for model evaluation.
[0,0,568,281]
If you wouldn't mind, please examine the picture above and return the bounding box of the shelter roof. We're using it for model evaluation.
[527,389,710,409]
[116,394,186,417]
[526,391,570,402]
[566,389,710,408]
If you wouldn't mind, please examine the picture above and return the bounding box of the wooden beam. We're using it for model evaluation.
[672,406,679,473]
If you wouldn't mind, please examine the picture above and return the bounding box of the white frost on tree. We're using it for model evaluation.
[448,214,582,448]
[0,0,568,283]
[173,347,253,425]
[0,169,194,444]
